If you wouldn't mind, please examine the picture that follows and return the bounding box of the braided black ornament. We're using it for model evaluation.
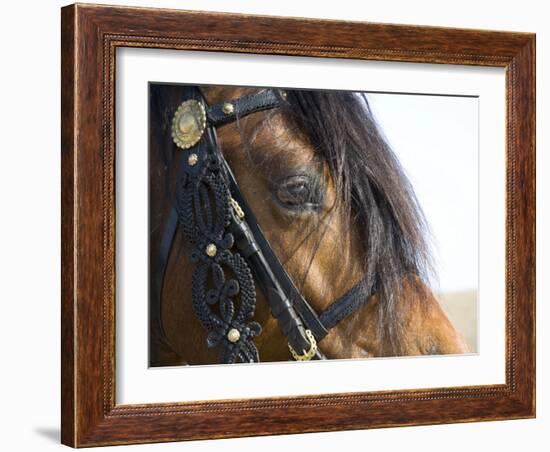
[175,144,261,364]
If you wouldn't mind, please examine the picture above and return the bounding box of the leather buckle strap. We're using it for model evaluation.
[288,329,318,361]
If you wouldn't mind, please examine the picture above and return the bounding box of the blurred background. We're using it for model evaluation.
[368,93,478,351]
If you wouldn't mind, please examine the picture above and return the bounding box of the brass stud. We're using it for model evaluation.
[206,243,217,257]
[188,153,198,166]
[222,102,234,115]
[227,328,240,343]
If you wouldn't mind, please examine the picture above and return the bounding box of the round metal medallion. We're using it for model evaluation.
[171,99,207,149]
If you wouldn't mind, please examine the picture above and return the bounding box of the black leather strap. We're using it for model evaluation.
[207,89,280,127]
[223,161,329,342]
[214,134,326,359]
[228,213,325,360]
[318,278,374,330]
[152,207,178,343]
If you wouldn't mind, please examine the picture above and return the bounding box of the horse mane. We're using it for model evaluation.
[278,89,434,354]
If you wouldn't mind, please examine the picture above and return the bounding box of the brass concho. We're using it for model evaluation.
[171,99,207,149]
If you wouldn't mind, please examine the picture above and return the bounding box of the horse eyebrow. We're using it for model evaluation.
[266,162,325,188]
[237,112,325,180]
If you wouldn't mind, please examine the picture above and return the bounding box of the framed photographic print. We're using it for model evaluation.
[61,3,535,447]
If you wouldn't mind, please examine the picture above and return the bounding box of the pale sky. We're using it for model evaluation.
[366,93,478,293]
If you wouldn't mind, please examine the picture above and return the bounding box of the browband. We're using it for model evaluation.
[154,86,372,363]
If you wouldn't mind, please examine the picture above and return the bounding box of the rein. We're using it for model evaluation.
[154,86,372,363]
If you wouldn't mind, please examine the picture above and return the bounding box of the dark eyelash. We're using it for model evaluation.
[272,173,325,213]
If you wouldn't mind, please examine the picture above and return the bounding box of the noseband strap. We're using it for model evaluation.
[155,87,373,364]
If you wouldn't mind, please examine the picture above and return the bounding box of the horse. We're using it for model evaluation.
[148,83,469,366]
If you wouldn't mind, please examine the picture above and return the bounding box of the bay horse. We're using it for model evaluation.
[149,84,468,366]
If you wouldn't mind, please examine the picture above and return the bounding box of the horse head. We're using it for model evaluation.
[149,84,468,365]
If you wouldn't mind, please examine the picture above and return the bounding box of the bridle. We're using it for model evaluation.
[155,86,372,363]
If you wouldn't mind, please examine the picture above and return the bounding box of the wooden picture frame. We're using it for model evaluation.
[61,3,535,447]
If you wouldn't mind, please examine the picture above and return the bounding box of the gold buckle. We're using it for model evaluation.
[288,330,317,361]
[229,197,245,220]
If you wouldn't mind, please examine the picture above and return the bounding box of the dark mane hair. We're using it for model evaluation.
[279,89,434,354]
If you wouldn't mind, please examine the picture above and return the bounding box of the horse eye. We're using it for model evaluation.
[275,175,323,210]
